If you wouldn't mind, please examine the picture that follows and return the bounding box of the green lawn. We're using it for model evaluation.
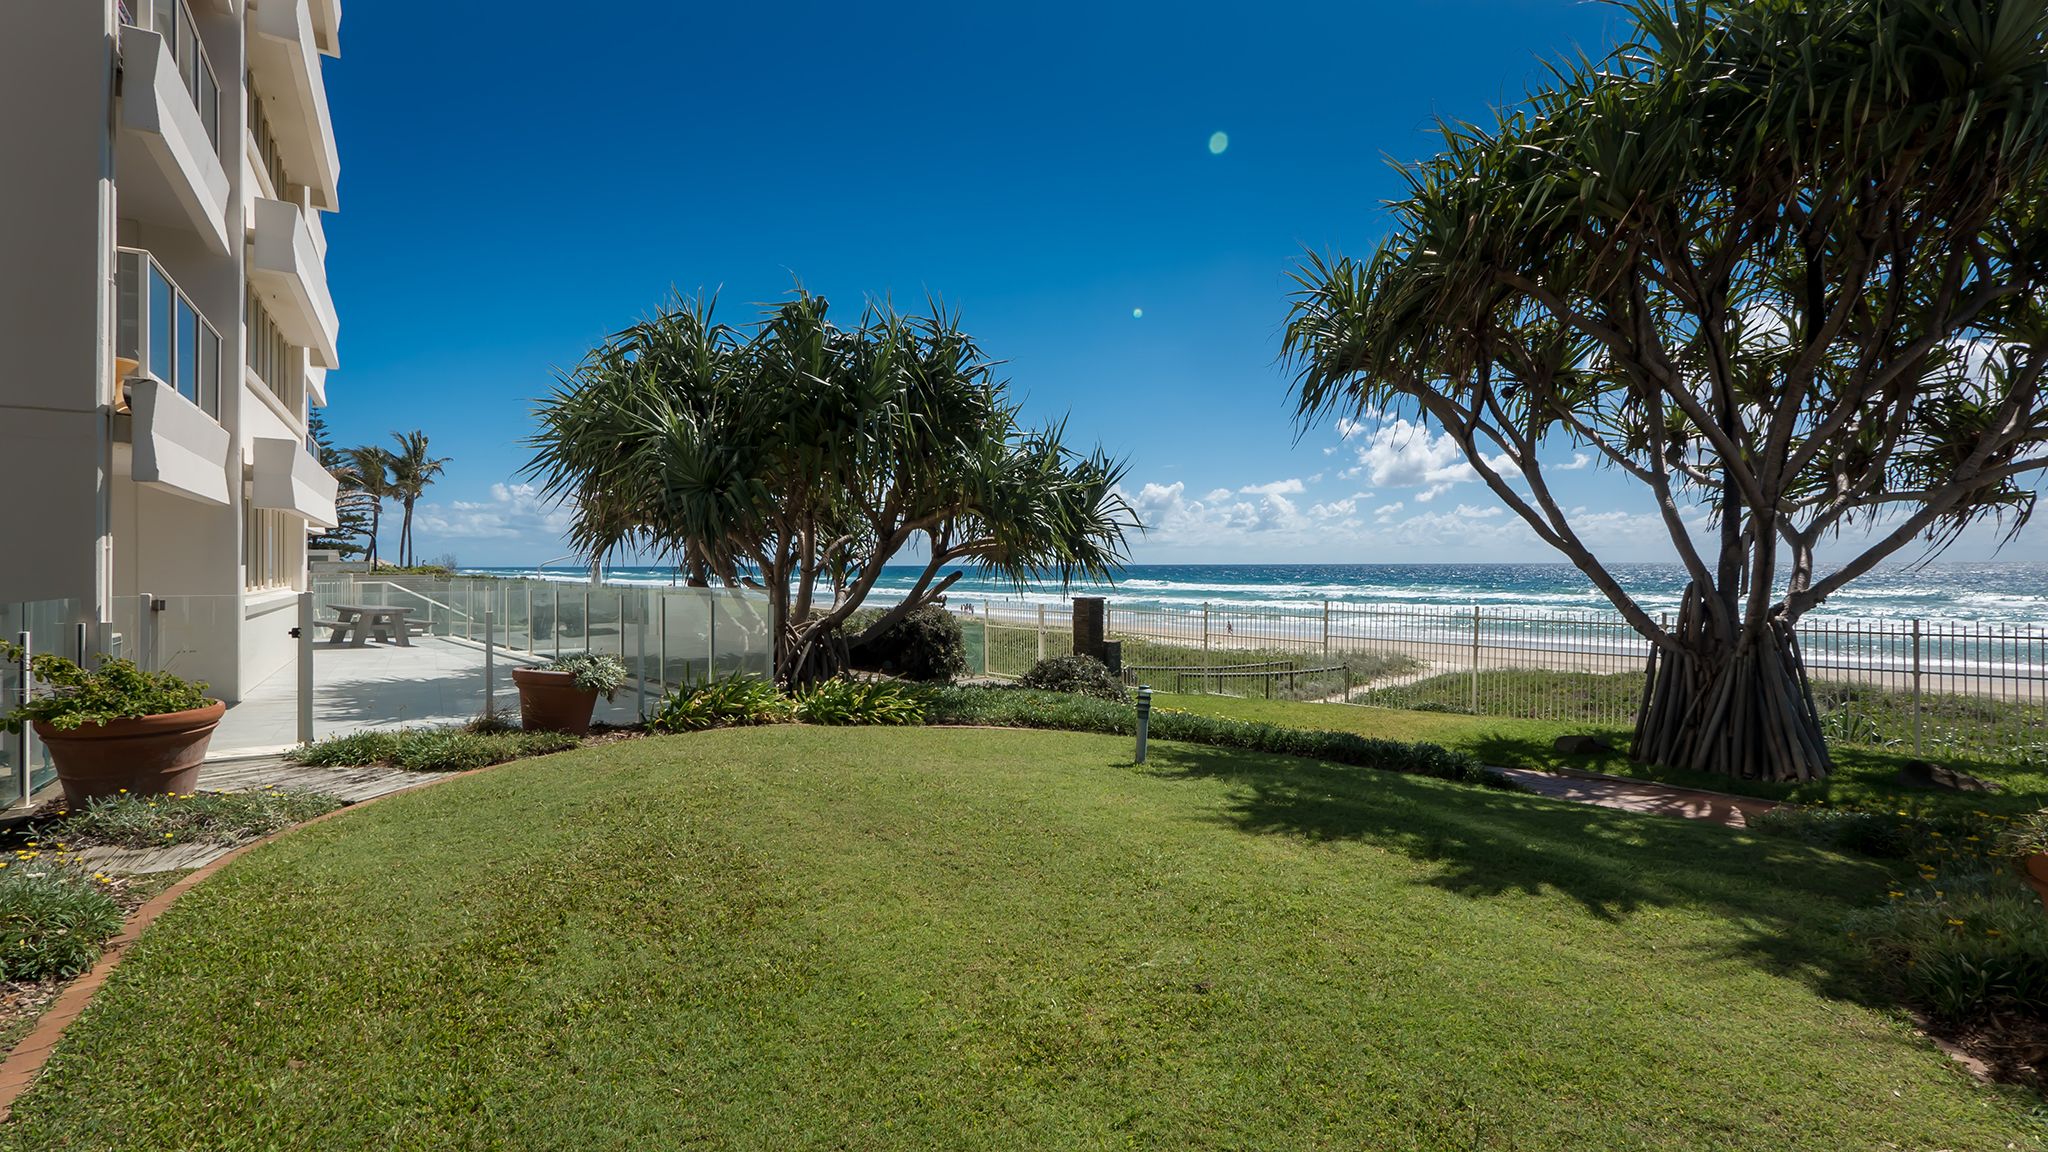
[1156,691,2048,818]
[6,727,2035,1149]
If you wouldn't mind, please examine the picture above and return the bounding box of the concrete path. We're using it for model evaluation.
[1497,767,1777,828]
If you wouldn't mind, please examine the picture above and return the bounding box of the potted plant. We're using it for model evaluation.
[2001,812,2048,911]
[1,644,222,805]
[511,652,627,735]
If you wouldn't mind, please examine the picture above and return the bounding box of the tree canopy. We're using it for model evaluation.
[1284,0,2048,781]
[524,291,1136,685]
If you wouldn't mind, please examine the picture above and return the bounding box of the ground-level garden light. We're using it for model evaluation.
[1135,685,1151,764]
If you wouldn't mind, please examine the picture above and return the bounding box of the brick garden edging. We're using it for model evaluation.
[0,766,480,1121]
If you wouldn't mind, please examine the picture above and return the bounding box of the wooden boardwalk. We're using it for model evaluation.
[196,755,440,804]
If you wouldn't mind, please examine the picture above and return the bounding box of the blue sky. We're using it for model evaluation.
[319,1,2041,568]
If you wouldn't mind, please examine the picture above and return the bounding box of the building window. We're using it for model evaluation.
[246,289,303,415]
[117,249,223,419]
[245,508,296,590]
[143,0,219,149]
[250,84,288,195]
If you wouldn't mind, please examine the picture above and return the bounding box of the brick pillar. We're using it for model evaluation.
[1072,597,1106,662]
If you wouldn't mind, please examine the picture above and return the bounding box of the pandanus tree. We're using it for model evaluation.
[524,291,1137,687]
[1285,0,2048,782]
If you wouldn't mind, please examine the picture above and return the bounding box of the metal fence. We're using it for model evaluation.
[1,597,98,808]
[318,574,777,717]
[933,596,2048,763]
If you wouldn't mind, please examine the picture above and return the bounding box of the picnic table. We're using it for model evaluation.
[321,604,417,647]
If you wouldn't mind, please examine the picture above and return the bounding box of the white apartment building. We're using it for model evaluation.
[0,0,342,701]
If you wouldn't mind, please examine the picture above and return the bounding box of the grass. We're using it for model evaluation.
[3,726,2038,1149]
[1154,691,2048,819]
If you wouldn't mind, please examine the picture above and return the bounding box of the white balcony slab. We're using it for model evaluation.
[116,27,230,254]
[250,197,339,367]
[312,0,342,57]
[252,435,339,527]
[131,375,230,505]
[250,0,340,209]
[305,362,328,407]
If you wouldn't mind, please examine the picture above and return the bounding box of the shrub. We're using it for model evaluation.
[1,647,209,733]
[0,860,122,981]
[922,687,1512,788]
[1845,867,2048,1023]
[288,727,579,772]
[39,789,343,849]
[1019,655,1128,701]
[288,730,405,768]
[2000,811,2048,858]
[388,730,580,772]
[794,679,930,726]
[651,677,792,733]
[848,607,967,683]
[539,652,630,700]
[1748,807,1915,859]
[1747,804,2000,865]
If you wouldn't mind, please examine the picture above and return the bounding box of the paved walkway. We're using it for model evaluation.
[213,637,646,757]
[1496,767,1776,828]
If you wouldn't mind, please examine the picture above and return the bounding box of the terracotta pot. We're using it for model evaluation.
[33,700,225,806]
[512,668,598,735]
[2023,854,2048,912]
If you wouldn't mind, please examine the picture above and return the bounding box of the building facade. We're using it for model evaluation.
[0,0,341,701]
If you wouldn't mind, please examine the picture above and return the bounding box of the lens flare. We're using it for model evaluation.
[1208,131,1229,155]
[1132,308,1144,319]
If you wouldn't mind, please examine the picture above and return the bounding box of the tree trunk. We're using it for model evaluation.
[1632,584,1831,783]
[366,504,381,568]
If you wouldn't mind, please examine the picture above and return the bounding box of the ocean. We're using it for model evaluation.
[458,562,2048,626]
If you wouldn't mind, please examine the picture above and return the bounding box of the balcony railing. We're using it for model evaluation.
[116,248,223,419]
[126,0,220,150]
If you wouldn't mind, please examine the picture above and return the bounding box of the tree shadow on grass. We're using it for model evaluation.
[1136,742,1889,1004]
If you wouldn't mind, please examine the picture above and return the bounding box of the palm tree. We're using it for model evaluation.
[345,445,394,568]
[386,431,450,568]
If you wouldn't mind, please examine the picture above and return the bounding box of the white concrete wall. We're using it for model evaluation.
[0,2,115,608]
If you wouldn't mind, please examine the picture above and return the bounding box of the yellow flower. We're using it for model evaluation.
[1887,891,1903,899]
[1987,929,2003,937]
[1947,918,1966,927]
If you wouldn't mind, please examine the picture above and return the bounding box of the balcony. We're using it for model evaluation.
[130,377,231,507]
[249,198,340,368]
[115,23,230,254]
[249,0,341,210]
[117,248,225,420]
[251,436,339,528]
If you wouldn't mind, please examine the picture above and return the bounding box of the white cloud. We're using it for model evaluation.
[1335,414,1377,439]
[411,482,576,543]
[1239,478,1305,497]
[1351,418,1519,497]
[1555,452,1593,471]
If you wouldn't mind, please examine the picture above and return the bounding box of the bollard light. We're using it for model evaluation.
[1135,684,1152,764]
